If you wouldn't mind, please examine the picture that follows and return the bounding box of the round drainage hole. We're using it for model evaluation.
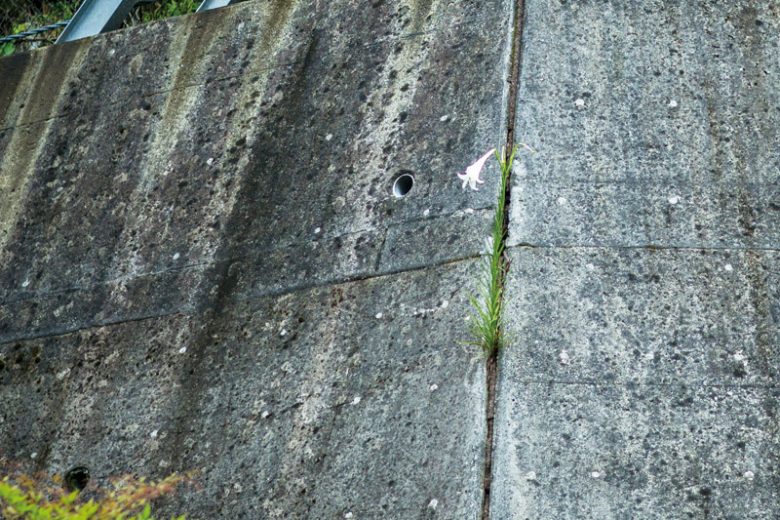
[64,466,90,491]
[392,173,414,198]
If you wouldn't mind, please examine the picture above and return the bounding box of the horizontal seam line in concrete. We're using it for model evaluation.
[0,207,494,305]
[0,253,479,346]
[508,243,780,253]
[517,379,779,389]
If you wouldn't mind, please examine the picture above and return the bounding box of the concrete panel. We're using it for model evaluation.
[509,0,780,249]
[0,0,514,343]
[493,247,780,519]
[501,247,780,387]
[494,380,779,519]
[496,0,780,517]
[1,261,486,519]
[0,0,516,517]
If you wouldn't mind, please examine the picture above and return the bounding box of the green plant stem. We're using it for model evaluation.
[468,145,516,354]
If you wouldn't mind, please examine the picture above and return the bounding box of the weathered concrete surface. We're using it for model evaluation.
[0,0,516,517]
[0,0,513,343]
[2,262,486,518]
[495,1,780,518]
[495,248,780,518]
[509,0,780,249]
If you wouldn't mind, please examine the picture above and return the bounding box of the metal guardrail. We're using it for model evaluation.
[55,0,157,43]
[0,0,242,48]
[196,0,234,12]
[57,0,241,42]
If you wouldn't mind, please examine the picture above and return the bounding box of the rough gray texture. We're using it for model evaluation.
[0,0,515,517]
[7,0,779,518]
[509,0,780,249]
[2,263,487,519]
[0,0,513,343]
[495,1,780,518]
[494,247,780,518]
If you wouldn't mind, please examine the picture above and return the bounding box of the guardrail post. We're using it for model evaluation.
[56,0,156,43]
[196,0,241,13]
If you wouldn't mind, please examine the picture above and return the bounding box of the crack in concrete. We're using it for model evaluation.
[482,1,526,519]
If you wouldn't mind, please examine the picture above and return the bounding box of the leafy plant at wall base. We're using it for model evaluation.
[466,145,517,354]
[0,471,189,520]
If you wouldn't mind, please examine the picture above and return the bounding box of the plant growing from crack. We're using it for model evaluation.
[461,145,517,354]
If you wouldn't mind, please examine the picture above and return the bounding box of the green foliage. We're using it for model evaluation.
[466,145,517,354]
[0,471,188,520]
[126,0,200,25]
[0,0,79,50]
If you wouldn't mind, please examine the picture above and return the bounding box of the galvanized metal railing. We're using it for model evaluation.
[0,0,241,48]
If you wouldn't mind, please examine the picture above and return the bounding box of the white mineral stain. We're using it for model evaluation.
[430,384,439,392]
[575,98,585,109]
[314,227,321,234]
[724,264,734,272]
[441,300,449,309]
[150,429,158,439]
[559,351,570,365]
[525,471,537,481]
[261,410,271,419]
[21,279,29,288]
[428,498,438,510]
[668,99,678,108]
[423,208,430,217]
[744,470,755,480]
[734,350,747,362]
[206,157,214,166]
[375,312,383,319]
[56,368,70,380]
[591,471,602,479]
[172,252,180,261]
[668,195,680,204]
[439,115,449,122]
[280,329,287,337]
[325,133,333,141]
[557,196,567,205]
[351,396,361,405]
[344,513,353,519]
[179,346,187,354]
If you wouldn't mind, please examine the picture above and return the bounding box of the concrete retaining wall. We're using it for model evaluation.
[1,0,778,518]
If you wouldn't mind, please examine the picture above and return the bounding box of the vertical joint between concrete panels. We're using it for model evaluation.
[481,1,525,519]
